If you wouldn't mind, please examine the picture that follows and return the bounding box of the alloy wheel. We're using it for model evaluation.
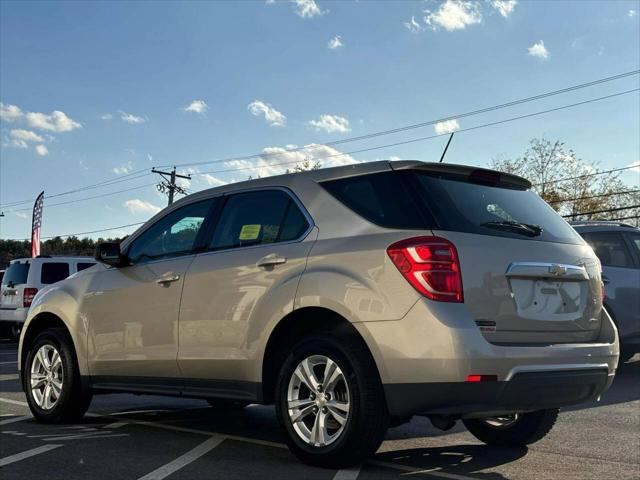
[287,355,350,447]
[30,344,63,410]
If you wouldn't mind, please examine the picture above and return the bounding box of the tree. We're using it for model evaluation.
[491,138,639,226]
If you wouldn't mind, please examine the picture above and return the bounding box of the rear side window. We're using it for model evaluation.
[41,263,70,284]
[583,232,634,268]
[1,263,30,286]
[321,172,431,229]
[77,262,96,272]
[210,190,309,250]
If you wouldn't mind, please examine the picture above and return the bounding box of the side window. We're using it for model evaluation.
[77,262,96,272]
[321,172,432,229]
[584,232,634,268]
[210,190,309,250]
[624,232,640,265]
[128,199,215,263]
[41,263,70,284]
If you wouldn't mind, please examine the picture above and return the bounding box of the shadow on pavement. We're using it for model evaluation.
[375,444,526,479]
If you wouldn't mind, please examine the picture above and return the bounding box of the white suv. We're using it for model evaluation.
[0,256,96,338]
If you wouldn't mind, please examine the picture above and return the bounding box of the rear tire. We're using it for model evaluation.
[275,334,388,468]
[24,328,92,423]
[463,409,559,447]
[206,399,250,410]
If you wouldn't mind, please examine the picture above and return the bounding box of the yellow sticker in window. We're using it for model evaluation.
[239,224,262,241]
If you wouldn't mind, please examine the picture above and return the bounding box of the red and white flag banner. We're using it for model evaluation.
[31,191,44,258]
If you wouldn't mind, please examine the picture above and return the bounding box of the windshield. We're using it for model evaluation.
[1,262,30,286]
[409,172,584,245]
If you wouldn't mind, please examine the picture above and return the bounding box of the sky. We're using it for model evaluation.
[0,0,639,240]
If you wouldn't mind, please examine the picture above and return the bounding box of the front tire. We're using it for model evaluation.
[463,409,559,447]
[24,328,92,423]
[275,334,388,468]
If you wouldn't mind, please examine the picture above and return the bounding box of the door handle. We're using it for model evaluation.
[156,274,181,285]
[257,254,287,268]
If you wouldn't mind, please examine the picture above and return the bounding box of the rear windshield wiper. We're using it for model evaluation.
[480,220,543,237]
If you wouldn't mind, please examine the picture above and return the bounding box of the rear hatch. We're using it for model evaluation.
[397,164,603,345]
[0,260,31,311]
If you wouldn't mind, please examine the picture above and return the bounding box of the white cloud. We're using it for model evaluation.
[124,199,162,215]
[100,113,113,120]
[25,110,82,132]
[328,35,343,49]
[119,111,146,124]
[113,161,134,174]
[490,0,517,18]
[528,40,549,59]
[293,0,325,18]
[248,100,286,126]
[629,10,637,17]
[389,155,401,161]
[225,143,358,179]
[202,174,228,186]
[404,16,424,33]
[434,119,460,135]
[0,103,23,122]
[10,129,44,143]
[308,114,351,133]
[629,161,640,172]
[424,0,482,31]
[184,100,209,114]
[35,144,48,156]
[11,210,29,219]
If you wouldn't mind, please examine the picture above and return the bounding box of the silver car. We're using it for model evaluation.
[571,221,640,362]
[18,161,618,468]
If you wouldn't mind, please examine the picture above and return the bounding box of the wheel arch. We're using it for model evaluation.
[20,312,77,378]
[260,306,383,404]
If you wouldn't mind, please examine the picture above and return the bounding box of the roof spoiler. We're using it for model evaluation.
[390,161,532,190]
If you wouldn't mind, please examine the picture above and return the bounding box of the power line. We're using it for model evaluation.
[547,189,640,204]
[2,70,638,208]
[534,165,639,187]
[0,169,153,208]
[192,89,639,177]
[160,70,640,170]
[563,204,640,218]
[13,222,145,241]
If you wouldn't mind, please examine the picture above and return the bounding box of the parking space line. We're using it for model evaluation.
[0,415,30,426]
[0,361,17,365]
[0,374,19,381]
[137,435,225,480]
[332,466,361,480]
[369,460,478,480]
[102,421,127,429]
[0,444,63,467]
[0,397,28,407]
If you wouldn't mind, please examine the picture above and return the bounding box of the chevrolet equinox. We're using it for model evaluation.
[18,161,619,467]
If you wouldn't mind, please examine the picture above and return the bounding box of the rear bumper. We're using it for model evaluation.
[0,308,27,323]
[384,367,612,417]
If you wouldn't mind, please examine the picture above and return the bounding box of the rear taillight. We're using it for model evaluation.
[23,288,38,308]
[387,236,464,303]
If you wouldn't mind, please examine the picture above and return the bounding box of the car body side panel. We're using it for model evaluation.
[602,264,640,340]
[178,228,318,383]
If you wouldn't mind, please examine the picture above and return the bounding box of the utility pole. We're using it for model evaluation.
[152,167,191,206]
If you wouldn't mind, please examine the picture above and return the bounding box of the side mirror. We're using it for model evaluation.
[94,242,126,267]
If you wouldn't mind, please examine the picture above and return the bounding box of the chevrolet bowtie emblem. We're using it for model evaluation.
[549,264,567,276]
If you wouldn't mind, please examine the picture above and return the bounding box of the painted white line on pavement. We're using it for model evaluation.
[137,435,225,480]
[368,460,478,480]
[0,444,63,467]
[0,374,19,381]
[0,361,17,365]
[333,466,361,480]
[0,415,30,426]
[0,397,28,406]
[103,421,127,429]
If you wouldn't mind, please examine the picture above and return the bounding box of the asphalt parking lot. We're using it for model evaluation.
[0,340,638,480]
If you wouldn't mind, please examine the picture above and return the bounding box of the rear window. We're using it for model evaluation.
[410,172,583,244]
[41,263,70,284]
[77,262,96,272]
[321,172,432,229]
[322,170,582,244]
[1,262,30,286]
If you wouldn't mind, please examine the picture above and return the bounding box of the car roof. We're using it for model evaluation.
[9,256,95,264]
[570,221,640,233]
